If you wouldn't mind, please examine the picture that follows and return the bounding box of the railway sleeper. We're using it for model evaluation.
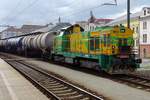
[52,89,72,94]
[48,84,64,88]
[60,94,87,100]
[56,91,78,96]
[49,86,68,91]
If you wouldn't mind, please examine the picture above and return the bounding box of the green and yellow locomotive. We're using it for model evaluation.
[52,24,141,74]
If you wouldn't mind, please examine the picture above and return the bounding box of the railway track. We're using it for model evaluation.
[1,53,150,93]
[114,74,150,91]
[3,58,103,100]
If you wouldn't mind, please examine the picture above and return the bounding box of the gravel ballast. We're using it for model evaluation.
[25,60,150,100]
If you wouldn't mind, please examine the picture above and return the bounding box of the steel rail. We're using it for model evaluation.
[2,55,103,100]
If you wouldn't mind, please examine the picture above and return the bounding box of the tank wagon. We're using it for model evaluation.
[21,32,55,57]
[0,24,141,74]
[0,31,55,57]
[5,37,23,53]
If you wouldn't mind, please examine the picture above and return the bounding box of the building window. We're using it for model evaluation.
[133,27,135,31]
[136,27,139,33]
[148,9,150,14]
[143,48,146,58]
[144,10,146,15]
[143,22,147,29]
[136,39,139,47]
[143,34,147,43]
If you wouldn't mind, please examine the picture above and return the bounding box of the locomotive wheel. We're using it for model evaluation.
[73,58,80,67]
[50,54,55,61]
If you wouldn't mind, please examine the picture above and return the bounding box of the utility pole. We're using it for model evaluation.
[127,0,130,28]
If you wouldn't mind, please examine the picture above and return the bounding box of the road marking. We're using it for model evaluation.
[0,72,18,100]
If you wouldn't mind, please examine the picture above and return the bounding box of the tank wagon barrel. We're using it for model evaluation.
[7,37,23,47]
[21,32,55,50]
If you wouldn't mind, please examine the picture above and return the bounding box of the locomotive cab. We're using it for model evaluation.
[109,26,142,74]
[117,38,131,58]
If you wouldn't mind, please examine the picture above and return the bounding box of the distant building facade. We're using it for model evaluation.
[76,11,113,31]
[1,26,21,39]
[139,7,150,58]
[1,25,45,39]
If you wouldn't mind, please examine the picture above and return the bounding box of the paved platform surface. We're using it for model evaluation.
[0,58,49,100]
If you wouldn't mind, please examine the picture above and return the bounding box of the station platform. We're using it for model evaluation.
[0,58,49,100]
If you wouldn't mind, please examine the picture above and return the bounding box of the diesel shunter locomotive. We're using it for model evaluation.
[52,24,141,74]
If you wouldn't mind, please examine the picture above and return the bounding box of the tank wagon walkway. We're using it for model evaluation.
[0,58,49,100]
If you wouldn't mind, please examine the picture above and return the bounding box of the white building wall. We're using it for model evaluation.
[140,17,150,45]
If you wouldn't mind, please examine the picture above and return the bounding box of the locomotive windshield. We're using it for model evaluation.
[118,38,128,46]
[118,38,131,55]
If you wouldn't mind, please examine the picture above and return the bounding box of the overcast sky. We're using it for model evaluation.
[0,0,150,26]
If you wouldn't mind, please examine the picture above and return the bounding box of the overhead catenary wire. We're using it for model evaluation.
[2,0,117,26]
[0,0,23,26]
[1,0,23,21]
[3,0,79,25]
[49,0,117,23]
[3,0,40,25]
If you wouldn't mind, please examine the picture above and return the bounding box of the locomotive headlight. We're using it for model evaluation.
[120,29,125,33]
[135,59,142,63]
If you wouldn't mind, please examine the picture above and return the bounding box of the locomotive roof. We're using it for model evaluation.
[94,26,114,32]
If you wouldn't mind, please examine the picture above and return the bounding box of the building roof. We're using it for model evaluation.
[49,22,72,32]
[1,26,20,33]
[20,24,45,33]
[31,24,54,33]
[87,11,113,24]
[94,18,113,23]
[31,22,72,34]
[143,7,150,10]
[76,21,88,24]
[107,11,142,26]
[88,17,113,24]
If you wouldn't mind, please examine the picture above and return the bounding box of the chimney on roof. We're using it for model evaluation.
[58,17,61,23]
[89,11,96,23]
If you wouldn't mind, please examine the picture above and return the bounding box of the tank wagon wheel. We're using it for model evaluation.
[73,58,80,67]
[93,65,101,72]
[50,54,55,61]
[129,66,136,72]
[108,65,121,74]
[108,67,113,74]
